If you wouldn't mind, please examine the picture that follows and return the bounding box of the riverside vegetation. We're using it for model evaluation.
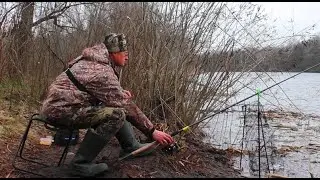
[0,2,317,178]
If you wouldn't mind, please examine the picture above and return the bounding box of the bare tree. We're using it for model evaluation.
[0,2,284,133]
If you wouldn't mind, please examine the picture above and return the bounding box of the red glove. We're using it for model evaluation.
[152,129,174,145]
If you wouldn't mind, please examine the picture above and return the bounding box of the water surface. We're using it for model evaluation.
[201,72,320,178]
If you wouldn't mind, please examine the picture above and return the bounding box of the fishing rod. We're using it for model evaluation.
[119,61,320,161]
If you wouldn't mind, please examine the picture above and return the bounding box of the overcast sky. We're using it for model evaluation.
[254,2,320,39]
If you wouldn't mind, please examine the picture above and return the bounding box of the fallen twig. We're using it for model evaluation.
[5,169,14,178]
[181,159,196,165]
[6,144,11,153]
[148,171,158,175]
[266,173,288,178]
[178,160,185,167]
[186,154,191,160]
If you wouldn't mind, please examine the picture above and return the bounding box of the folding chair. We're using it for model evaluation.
[12,113,79,177]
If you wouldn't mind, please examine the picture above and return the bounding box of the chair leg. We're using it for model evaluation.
[13,118,47,165]
[18,119,50,167]
[12,118,33,169]
[16,117,33,158]
[12,118,48,177]
[57,129,74,166]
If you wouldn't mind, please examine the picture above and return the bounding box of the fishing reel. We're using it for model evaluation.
[162,142,180,155]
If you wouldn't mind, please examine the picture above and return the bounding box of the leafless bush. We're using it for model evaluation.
[99,2,276,131]
[0,2,277,132]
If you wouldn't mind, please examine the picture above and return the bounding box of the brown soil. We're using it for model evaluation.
[0,98,242,178]
[1,126,243,178]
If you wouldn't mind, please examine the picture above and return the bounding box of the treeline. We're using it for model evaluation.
[267,35,320,72]
[201,35,320,73]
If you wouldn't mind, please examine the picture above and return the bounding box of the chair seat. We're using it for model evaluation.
[31,114,72,131]
[32,114,48,123]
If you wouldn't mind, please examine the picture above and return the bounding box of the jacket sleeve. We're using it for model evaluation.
[84,64,155,137]
[85,65,127,108]
[124,101,155,138]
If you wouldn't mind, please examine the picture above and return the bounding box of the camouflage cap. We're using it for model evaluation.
[104,33,127,53]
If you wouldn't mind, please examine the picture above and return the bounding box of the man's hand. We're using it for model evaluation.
[123,90,132,99]
[152,129,174,145]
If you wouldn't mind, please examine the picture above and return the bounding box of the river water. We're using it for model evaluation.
[201,72,320,178]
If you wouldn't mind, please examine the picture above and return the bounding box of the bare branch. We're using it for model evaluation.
[32,2,93,27]
[40,33,66,70]
[0,3,20,29]
[52,16,78,31]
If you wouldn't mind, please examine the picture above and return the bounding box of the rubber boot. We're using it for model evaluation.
[69,128,109,177]
[115,120,154,158]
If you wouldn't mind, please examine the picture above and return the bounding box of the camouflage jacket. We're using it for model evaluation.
[40,43,154,136]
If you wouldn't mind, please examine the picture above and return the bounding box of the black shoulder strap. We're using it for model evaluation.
[65,68,94,97]
[110,61,120,80]
[65,56,115,105]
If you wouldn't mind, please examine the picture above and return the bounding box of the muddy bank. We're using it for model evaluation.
[3,127,242,178]
[0,97,242,178]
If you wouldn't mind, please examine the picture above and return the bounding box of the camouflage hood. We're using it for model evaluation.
[68,43,111,67]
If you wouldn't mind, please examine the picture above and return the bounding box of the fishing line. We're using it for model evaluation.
[257,90,261,178]
[186,60,320,133]
[221,109,228,148]
[231,107,245,146]
[228,103,233,146]
[257,90,271,176]
[224,4,306,117]
[226,4,305,119]
[240,104,247,170]
[259,102,271,174]
[232,79,282,117]
[120,61,320,161]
